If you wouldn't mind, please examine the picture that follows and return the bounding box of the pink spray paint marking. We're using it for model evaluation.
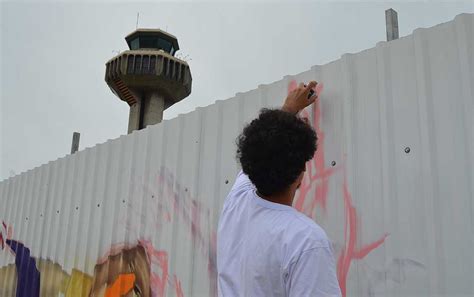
[207,231,218,297]
[287,81,388,297]
[0,222,5,250]
[0,221,14,252]
[141,240,169,297]
[99,239,186,297]
[140,239,188,297]
[130,167,219,296]
[287,80,298,94]
[315,82,324,97]
[155,167,218,296]
[174,275,184,297]
[288,81,336,216]
[336,172,388,297]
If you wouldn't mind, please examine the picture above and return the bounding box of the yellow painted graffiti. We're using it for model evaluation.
[0,260,93,297]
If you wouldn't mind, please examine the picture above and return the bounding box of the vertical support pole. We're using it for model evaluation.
[71,132,80,154]
[142,92,165,129]
[128,100,142,134]
[385,8,399,41]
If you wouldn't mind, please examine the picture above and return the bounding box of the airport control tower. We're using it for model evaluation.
[105,29,192,133]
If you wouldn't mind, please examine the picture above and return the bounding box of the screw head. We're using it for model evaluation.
[405,147,411,154]
[331,161,336,166]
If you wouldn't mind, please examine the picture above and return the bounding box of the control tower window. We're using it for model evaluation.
[126,32,178,56]
[141,36,158,49]
[130,38,140,50]
[157,38,173,53]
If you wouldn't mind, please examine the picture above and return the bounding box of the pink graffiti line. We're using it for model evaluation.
[337,173,388,297]
[287,81,338,216]
[140,240,168,297]
[128,172,218,296]
[174,275,184,297]
[287,81,388,297]
[0,221,13,251]
[99,239,186,297]
[155,168,218,296]
[140,239,186,297]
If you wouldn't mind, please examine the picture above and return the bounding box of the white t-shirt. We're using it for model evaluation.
[217,170,342,297]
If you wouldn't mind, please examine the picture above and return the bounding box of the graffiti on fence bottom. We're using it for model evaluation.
[0,223,185,297]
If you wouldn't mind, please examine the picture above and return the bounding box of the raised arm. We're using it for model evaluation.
[282,81,318,115]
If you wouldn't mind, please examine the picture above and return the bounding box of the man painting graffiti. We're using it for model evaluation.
[217,81,341,296]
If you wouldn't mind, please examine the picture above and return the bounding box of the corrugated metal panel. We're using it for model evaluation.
[1,13,473,297]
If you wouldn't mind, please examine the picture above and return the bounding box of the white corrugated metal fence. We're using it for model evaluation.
[1,13,472,297]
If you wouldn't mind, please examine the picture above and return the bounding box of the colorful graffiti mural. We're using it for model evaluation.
[0,224,79,296]
[0,223,186,296]
[0,233,189,297]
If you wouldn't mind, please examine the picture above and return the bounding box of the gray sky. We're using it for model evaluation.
[1,1,473,181]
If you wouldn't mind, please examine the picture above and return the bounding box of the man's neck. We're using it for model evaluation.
[257,190,294,207]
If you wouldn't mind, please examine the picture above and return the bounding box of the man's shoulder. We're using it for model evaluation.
[285,211,331,249]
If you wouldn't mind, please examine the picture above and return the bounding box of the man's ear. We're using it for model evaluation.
[295,171,305,190]
[297,171,305,184]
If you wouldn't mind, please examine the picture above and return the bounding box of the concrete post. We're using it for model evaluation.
[385,8,399,41]
[142,93,165,128]
[128,101,141,134]
[70,132,80,154]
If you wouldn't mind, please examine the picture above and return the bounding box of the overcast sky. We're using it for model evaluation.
[1,1,473,181]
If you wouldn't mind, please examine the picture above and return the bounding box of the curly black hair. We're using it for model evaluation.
[236,109,317,196]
